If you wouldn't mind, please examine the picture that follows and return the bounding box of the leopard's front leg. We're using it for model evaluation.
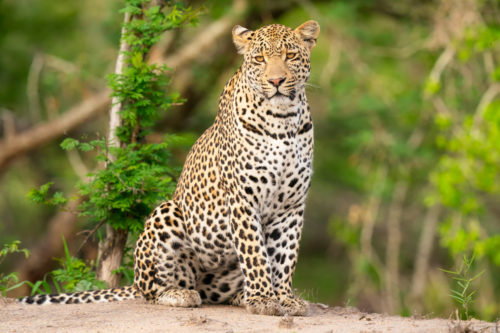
[230,203,284,316]
[265,205,309,316]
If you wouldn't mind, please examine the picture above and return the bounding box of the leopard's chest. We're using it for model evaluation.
[234,121,313,221]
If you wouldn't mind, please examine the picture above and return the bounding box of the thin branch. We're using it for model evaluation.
[471,83,500,133]
[360,165,386,269]
[65,149,90,181]
[76,219,106,254]
[425,44,455,99]
[44,54,81,74]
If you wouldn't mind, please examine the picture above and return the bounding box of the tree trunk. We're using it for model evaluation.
[410,204,441,312]
[384,180,408,314]
[95,11,131,287]
[96,225,129,287]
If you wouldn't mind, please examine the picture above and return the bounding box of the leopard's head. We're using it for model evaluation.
[232,21,320,102]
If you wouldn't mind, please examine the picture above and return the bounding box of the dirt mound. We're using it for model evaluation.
[0,299,495,332]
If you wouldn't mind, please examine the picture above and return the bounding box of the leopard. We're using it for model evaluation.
[19,20,320,316]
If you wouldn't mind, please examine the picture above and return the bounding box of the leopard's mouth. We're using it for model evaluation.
[269,88,295,101]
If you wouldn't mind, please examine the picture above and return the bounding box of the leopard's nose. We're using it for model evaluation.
[267,77,286,87]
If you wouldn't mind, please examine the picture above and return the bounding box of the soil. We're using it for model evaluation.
[0,298,497,333]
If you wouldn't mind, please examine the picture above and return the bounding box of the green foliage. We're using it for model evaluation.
[29,1,198,235]
[27,182,68,206]
[441,255,484,320]
[0,241,30,297]
[110,1,198,144]
[71,1,197,233]
[430,19,500,270]
[0,239,105,297]
[49,237,107,293]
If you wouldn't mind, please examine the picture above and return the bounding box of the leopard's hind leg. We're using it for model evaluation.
[134,201,201,307]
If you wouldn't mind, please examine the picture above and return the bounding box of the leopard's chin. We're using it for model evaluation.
[268,93,293,106]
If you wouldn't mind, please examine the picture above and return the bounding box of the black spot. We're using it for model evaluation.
[36,295,46,304]
[245,187,253,195]
[267,247,275,256]
[202,274,214,285]
[219,283,230,293]
[278,193,284,202]
[179,280,186,288]
[199,290,207,299]
[269,229,281,241]
[210,292,220,302]
[172,242,182,250]
[289,178,298,187]
[298,122,312,135]
[159,232,170,242]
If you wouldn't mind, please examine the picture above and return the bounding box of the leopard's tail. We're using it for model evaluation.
[18,285,142,305]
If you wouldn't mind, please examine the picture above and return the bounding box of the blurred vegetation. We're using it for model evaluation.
[0,0,499,321]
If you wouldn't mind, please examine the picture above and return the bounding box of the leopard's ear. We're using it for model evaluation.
[294,20,320,50]
[232,25,254,54]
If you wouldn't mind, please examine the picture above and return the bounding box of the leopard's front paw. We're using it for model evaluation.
[246,296,284,316]
[229,290,245,307]
[279,296,309,316]
[156,289,201,307]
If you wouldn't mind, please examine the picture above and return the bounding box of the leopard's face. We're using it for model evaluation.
[232,21,320,102]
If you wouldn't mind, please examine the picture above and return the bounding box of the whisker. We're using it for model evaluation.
[304,82,320,89]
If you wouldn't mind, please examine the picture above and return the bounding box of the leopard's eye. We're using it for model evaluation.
[286,53,296,60]
[255,55,265,62]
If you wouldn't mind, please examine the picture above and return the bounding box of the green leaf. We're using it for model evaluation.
[78,142,94,152]
[27,182,54,203]
[61,138,80,150]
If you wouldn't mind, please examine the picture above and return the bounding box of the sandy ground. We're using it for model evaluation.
[0,298,497,333]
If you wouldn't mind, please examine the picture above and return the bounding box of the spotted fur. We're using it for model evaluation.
[19,21,320,316]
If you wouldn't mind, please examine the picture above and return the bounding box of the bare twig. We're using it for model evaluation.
[77,219,106,254]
